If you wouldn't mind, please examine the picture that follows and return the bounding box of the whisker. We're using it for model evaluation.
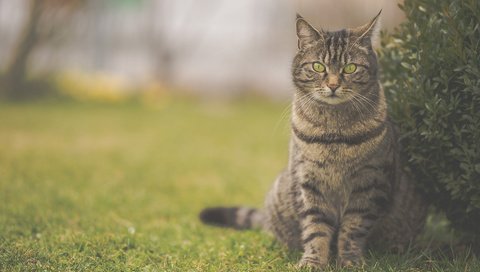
[351,94,377,117]
[342,89,379,119]
[353,93,378,112]
[350,95,368,121]
[272,92,313,137]
[273,102,293,135]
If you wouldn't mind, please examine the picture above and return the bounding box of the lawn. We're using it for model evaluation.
[0,99,478,271]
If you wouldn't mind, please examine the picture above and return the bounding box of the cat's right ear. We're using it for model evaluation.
[296,14,320,50]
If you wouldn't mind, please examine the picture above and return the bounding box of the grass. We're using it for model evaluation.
[0,98,478,271]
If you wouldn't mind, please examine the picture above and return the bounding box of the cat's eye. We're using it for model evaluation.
[312,62,326,73]
[343,63,357,74]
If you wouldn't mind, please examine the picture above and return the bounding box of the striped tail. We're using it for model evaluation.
[199,206,265,230]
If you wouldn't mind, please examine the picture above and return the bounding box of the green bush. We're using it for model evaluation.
[380,0,480,236]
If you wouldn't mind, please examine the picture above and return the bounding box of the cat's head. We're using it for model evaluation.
[292,11,381,106]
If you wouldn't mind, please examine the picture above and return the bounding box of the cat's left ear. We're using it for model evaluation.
[296,14,322,50]
[352,10,382,45]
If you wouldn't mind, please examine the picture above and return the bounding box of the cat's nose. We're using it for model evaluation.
[328,84,340,92]
[327,75,340,93]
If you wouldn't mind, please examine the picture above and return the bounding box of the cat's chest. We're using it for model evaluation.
[294,141,371,166]
[291,124,388,166]
[293,155,349,187]
[290,140,386,188]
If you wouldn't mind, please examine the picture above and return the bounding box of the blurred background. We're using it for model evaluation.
[3,1,480,269]
[0,0,404,101]
[0,0,407,249]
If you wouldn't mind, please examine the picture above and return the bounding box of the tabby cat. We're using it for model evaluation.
[200,11,427,269]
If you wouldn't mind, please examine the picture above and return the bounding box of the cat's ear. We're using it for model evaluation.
[352,10,382,45]
[296,14,321,49]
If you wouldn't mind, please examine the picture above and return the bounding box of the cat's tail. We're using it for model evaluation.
[199,206,265,230]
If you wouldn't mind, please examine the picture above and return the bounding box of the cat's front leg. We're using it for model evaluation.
[297,180,337,269]
[337,179,390,267]
[336,212,372,267]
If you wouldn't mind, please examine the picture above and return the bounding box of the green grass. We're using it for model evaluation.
[0,99,478,271]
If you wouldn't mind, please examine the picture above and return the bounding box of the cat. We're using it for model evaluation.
[200,11,427,269]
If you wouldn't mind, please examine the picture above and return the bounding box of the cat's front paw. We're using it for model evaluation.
[338,256,365,268]
[297,257,326,271]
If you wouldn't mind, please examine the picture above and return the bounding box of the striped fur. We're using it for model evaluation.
[199,207,264,230]
[200,11,427,269]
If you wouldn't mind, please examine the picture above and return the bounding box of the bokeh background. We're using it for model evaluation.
[0,0,404,100]
[3,0,478,271]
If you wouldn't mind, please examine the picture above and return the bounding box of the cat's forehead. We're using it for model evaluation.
[320,29,355,49]
[303,29,371,64]
[324,29,350,40]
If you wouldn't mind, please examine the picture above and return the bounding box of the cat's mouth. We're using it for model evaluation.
[313,89,351,105]
[321,96,347,105]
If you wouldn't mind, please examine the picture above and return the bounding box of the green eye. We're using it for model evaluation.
[312,62,326,73]
[343,63,357,74]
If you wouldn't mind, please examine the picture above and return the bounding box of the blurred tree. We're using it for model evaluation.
[2,0,42,100]
[148,0,222,87]
[2,0,85,100]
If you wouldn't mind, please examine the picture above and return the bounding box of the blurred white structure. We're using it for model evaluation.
[0,0,403,98]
